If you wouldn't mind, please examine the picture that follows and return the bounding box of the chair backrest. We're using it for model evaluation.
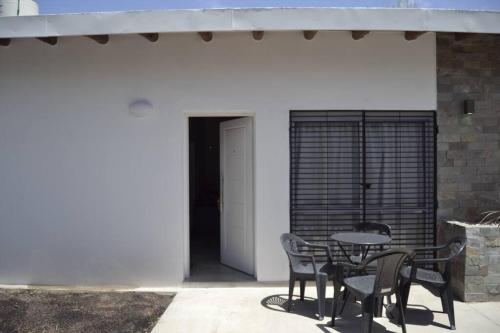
[280,233,307,254]
[354,222,392,237]
[365,248,414,296]
[280,233,308,269]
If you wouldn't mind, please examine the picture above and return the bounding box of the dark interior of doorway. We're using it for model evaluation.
[188,117,254,282]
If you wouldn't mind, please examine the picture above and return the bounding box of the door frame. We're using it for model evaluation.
[183,111,256,279]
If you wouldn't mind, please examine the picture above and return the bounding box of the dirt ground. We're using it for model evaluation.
[0,289,174,333]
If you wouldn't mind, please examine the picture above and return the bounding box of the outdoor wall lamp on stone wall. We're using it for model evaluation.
[463,99,475,115]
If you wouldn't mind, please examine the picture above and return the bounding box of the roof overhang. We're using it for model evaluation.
[1,7,500,39]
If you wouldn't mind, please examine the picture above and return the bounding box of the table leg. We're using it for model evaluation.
[338,243,354,264]
[361,245,371,260]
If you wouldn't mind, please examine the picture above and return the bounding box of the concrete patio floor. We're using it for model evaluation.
[152,283,500,333]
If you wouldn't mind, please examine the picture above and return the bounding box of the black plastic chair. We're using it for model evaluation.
[280,233,337,320]
[332,248,414,333]
[399,236,466,330]
[354,221,392,237]
[350,222,392,263]
[349,222,393,313]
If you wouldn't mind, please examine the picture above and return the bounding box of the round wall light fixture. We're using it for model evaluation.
[128,99,155,118]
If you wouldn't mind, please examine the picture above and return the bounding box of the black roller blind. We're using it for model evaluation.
[290,111,436,260]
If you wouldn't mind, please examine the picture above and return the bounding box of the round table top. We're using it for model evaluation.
[329,232,391,246]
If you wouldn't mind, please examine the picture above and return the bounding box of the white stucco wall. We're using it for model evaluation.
[0,31,436,287]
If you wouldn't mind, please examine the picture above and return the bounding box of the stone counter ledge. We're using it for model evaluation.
[438,220,500,302]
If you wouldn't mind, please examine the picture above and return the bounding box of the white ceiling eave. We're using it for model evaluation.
[1,7,500,39]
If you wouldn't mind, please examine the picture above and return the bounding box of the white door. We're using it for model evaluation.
[220,117,254,275]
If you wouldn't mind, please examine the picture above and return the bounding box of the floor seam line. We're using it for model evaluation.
[467,303,500,327]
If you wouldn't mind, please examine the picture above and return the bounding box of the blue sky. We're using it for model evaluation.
[37,1,500,14]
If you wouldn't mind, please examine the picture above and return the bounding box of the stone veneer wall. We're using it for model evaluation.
[436,33,500,222]
[438,221,500,302]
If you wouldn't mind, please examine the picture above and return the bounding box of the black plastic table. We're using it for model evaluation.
[330,232,391,263]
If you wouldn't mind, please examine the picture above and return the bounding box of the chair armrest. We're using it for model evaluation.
[338,261,365,271]
[335,261,367,283]
[412,244,448,252]
[305,243,334,262]
[288,252,315,260]
[413,256,455,264]
[288,252,319,274]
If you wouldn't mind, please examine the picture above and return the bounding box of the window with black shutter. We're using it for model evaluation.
[290,111,436,259]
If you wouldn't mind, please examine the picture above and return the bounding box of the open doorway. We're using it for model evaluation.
[188,117,255,282]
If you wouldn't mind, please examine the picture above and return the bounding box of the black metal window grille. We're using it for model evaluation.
[290,111,436,260]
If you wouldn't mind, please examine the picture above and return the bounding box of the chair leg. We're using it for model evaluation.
[375,296,384,317]
[400,278,411,310]
[342,286,349,301]
[361,297,375,333]
[443,287,456,330]
[300,279,306,301]
[447,290,456,330]
[288,274,295,312]
[339,288,350,315]
[440,290,448,314]
[396,291,407,333]
[316,274,327,320]
[331,281,341,327]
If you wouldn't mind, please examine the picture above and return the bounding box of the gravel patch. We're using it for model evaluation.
[0,289,174,333]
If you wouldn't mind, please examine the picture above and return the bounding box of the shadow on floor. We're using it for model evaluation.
[187,260,255,283]
[187,233,255,283]
[261,294,320,320]
[392,304,449,329]
[261,294,446,332]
